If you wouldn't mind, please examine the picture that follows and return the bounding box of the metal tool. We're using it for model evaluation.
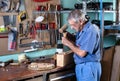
[19,37,31,44]
[35,16,44,23]
[35,15,45,44]
[10,29,17,49]
[18,11,27,22]
[3,16,10,26]
[0,0,11,12]
[7,27,18,50]
[24,21,30,37]
[22,40,50,52]
[15,0,20,12]
[19,41,50,48]
[19,23,23,36]
[0,59,13,67]
[30,21,36,39]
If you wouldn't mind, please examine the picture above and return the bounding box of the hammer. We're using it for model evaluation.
[59,24,76,43]
[59,24,68,33]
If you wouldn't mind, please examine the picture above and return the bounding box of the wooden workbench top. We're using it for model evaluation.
[0,62,74,81]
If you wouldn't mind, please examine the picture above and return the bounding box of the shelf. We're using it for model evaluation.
[33,10,72,14]
[33,11,59,14]
[0,31,9,34]
[104,25,120,30]
[0,12,18,16]
[0,32,8,34]
[87,10,117,13]
[33,10,117,14]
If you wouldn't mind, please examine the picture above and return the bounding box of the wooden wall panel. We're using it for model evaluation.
[0,38,8,53]
[101,47,115,81]
[110,46,120,81]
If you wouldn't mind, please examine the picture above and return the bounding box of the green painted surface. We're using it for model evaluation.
[60,0,116,25]
[0,48,56,62]
[103,35,117,48]
[60,0,78,9]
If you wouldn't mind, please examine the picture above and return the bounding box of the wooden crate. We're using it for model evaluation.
[56,50,74,67]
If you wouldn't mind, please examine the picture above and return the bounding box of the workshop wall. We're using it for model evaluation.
[0,0,63,62]
[0,48,56,62]
[0,0,61,55]
[60,0,78,28]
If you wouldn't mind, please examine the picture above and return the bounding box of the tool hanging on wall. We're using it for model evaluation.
[24,21,30,37]
[30,21,36,39]
[17,0,28,22]
[19,41,50,48]
[35,22,41,38]
[3,14,18,51]
[23,40,39,52]
[18,10,27,23]
[18,21,31,37]
[35,15,44,41]
[18,23,23,37]
[8,27,18,51]
[19,37,31,45]
[19,40,50,52]
[35,16,44,23]
[8,0,20,12]
[0,0,11,12]
[3,16,10,26]
[3,15,17,27]
[0,0,20,12]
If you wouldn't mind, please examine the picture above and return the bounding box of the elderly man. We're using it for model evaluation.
[62,9,101,81]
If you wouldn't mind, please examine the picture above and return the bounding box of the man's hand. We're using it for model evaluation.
[62,37,73,47]
[62,37,87,57]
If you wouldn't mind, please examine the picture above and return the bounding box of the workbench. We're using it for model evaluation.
[0,62,75,81]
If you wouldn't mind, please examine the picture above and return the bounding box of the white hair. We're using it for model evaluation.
[67,9,88,23]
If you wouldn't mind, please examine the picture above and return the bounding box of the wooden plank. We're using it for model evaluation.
[0,12,18,16]
[0,38,8,54]
[101,46,115,81]
[110,46,120,81]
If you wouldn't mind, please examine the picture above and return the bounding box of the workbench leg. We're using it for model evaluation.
[43,73,48,81]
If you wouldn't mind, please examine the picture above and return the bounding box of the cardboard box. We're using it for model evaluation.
[56,50,74,67]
